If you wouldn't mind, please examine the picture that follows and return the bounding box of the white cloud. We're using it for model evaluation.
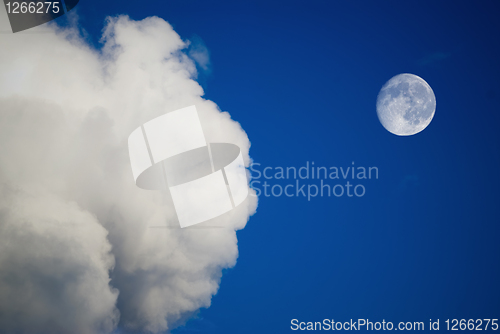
[0,11,256,334]
[188,35,211,72]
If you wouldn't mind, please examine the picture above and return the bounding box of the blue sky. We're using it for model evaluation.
[62,0,500,332]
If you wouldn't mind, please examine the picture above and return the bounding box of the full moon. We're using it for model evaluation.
[376,73,436,136]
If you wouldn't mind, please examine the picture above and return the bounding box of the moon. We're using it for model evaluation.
[376,73,436,136]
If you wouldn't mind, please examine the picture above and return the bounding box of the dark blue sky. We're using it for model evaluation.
[66,1,500,332]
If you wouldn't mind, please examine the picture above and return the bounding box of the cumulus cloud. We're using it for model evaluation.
[0,10,256,334]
